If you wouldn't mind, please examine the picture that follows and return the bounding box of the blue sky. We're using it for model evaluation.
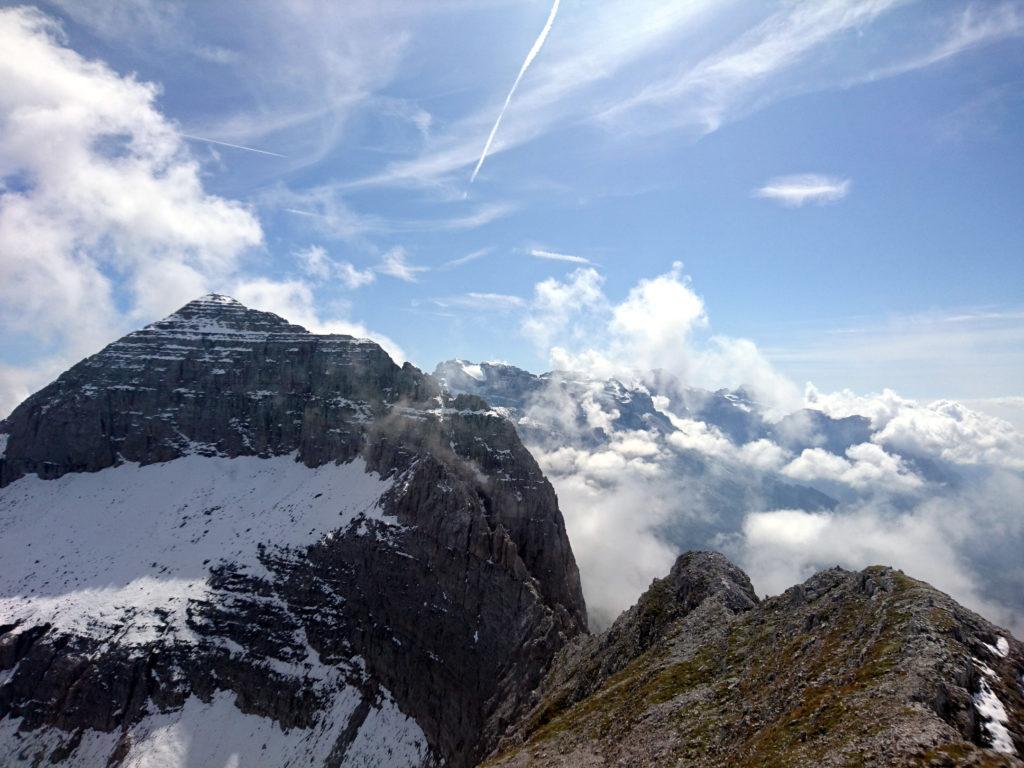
[0,0,1022,416]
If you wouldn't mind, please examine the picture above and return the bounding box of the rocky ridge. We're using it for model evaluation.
[0,295,586,767]
[484,552,1024,767]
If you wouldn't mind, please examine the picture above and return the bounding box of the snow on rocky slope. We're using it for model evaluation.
[0,296,586,768]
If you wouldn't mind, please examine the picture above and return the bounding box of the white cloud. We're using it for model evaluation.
[434,292,525,311]
[530,248,592,264]
[962,397,1024,433]
[522,262,801,414]
[337,262,377,289]
[232,277,405,363]
[521,267,607,354]
[600,1,902,132]
[376,246,427,282]
[735,477,1024,635]
[512,262,1024,633]
[296,245,376,289]
[781,443,923,494]
[442,247,492,269]
[805,386,1024,471]
[874,399,1024,471]
[805,385,910,429]
[296,245,332,280]
[0,359,66,420]
[858,4,1024,83]
[754,174,851,207]
[0,7,261,409]
[345,1,1016,190]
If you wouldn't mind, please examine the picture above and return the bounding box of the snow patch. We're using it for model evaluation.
[460,362,485,381]
[0,433,7,459]
[0,454,393,644]
[974,678,1017,755]
[0,687,430,768]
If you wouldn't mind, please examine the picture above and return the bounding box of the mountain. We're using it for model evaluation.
[0,296,586,767]
[484,551,1024,766]
[433,360,839,579]
[2,304,1021,767]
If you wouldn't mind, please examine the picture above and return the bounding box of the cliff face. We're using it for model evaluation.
[485,552,1024,767]
[0,295,586,767]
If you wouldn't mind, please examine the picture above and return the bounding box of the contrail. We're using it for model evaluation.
[180,134,287,158]
[469,0,560,184]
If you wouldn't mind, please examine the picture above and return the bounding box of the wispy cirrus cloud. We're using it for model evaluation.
[349,1,1020,191]
[297,245,377,290]
[393,202,517,232]
[762,306,1024,400]
[530,248,592,264]
[754,174,851,207]
[856,3,1024,84]
[376,246,428,282]
[441,247,493,269]
[433,292,525,311]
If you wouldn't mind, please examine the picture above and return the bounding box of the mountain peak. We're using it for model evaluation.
[149,293,307,338]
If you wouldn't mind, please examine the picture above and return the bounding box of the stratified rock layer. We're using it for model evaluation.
[0,295,586,767]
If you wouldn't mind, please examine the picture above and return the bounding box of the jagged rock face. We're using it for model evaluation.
[485,552,1024,767]
[1,294,431,485]
[0,296,586,767]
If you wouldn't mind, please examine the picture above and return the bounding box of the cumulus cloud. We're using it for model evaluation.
[522,262,800,414]
[781,443,923,494]
[874,399,1024,471]
[754,174,850,207]
[0,7,260,405]
[806,386,1024,471]
[521,267,607,354]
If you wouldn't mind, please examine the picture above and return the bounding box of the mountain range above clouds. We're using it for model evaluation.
[0,295,1020,766]
[434,358,1024,636]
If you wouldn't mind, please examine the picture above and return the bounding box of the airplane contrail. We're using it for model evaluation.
[180,134,287,158]
[469,0,560,184]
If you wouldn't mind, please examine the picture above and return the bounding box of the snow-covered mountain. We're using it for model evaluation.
[0,296,586,767]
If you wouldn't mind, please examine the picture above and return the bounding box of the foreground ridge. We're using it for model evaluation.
[486,552,1023,767]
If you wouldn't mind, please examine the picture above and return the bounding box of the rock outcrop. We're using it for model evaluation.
[0,295,586,767]
[485,552,1024,767]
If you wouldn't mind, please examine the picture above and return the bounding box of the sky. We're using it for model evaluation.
[0,0,1023,420]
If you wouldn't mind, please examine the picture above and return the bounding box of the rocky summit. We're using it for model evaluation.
[0,295,585,767]
[484,552,1024,767]
[0,296,1021,767]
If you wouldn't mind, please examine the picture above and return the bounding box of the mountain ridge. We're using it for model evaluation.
[484,551,1023,766]
[0,300,1020,767]
[0,295,586,767]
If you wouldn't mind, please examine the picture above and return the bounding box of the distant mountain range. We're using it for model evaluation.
[0,297,1019,766]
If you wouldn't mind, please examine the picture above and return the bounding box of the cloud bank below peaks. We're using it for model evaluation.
[484,263,1024,633]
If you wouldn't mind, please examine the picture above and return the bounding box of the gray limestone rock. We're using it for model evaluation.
[0,295,586,768]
